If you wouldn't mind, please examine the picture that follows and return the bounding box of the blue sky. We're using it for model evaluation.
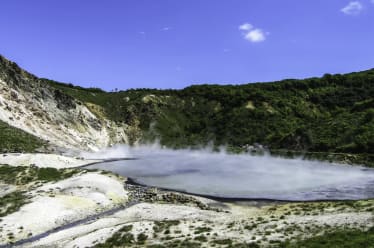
[1,0,374,90]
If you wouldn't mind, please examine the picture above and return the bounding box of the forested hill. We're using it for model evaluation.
[45,69,374,155]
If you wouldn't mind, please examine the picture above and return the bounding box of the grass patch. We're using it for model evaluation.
[281,227,374,248]
[0,120,45,153]
[147,240,202,248]
[0,164,81,185]
[137,232,148,245]
[194,226,212,234]
[212,239,233,246]
[0,191,29,217]
[95,225,134,247]
[194,235,207,242]
[153,220,180,234]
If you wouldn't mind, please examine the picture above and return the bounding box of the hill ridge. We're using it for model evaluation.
[0,55,373,159]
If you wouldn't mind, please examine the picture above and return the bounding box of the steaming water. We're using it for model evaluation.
[86,146,374,201]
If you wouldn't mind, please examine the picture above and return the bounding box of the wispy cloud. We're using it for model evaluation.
[162,27,171,31]
[245,29,266,42]
[238,23,267,43]
[238,23,253,31]
[341,1,363,15]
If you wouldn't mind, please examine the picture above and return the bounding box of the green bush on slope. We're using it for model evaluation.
[45,70,374,154]
[281,227,374,248]
[0,120,45,152]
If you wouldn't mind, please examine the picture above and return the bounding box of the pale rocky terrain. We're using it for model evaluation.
[18,199,373,248]
[0,156,129,247]
[0,153,101,169]
[0,156,373,247]
[0,172,128,244]
[17,193,374,247]
[0,56,131,152]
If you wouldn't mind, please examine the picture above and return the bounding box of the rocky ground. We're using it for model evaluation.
[0,153,373,248]
[0,153,101,169]
[0,76,129,152]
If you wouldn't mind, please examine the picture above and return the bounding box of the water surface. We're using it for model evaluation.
[87,147,374,201]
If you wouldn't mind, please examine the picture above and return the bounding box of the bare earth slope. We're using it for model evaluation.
[0,55,128,151]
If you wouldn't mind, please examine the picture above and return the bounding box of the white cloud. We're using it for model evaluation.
[341,1,363,15]
[245,29,266,43]
[162,27,171,31]
[238,23,267,43]
[239,23,253,31]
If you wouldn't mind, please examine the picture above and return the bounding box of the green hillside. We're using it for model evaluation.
[0,120,45,152]
[45,70,374,156]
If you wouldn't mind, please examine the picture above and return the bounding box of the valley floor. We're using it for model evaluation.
[0,153,373,248]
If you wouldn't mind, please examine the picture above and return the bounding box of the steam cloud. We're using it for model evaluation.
[85,144,374,201]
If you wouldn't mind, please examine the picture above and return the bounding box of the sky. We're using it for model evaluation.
[1,0,374,90]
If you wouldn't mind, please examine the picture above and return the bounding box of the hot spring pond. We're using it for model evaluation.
[87,148,374,201]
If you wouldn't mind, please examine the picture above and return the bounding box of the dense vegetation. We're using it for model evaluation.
[0,120,45,152]
[0,191,29,217]
[282,227,374,248]
[45,69,374,155]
